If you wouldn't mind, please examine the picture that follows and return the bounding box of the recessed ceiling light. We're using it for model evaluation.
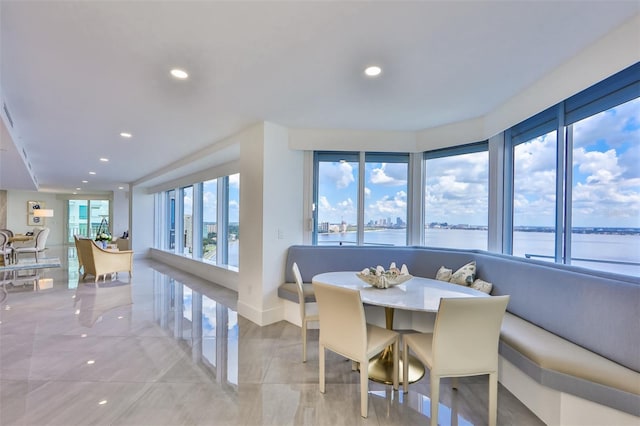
[170,68,189,79]
[100,158,109,162]
[118,186,124,190]
[98,400,108,405]
[72,192,77,195]
[364,65,382,77]
[76,187,81,191]
[82,180,88,183]
[87,360,95,365]
[89,171,96,175]
[120,132,132,138]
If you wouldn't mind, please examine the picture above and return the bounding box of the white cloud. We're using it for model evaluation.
[318,195,357,224]
[369,163,407,186]
[320,161,355,189]
[367,191,407,220]
[364,187,371,197]
[573,98,640,149]
[424,151,489,225]
[574,148,621,183]
[319,195,331,210]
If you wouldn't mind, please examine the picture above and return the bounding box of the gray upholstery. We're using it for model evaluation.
[281,244,640,416]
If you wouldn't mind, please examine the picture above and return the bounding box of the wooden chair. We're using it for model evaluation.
[75,237,133,283]
[402,295,510,426]
[293,262,319,362]
[313,281,399,418]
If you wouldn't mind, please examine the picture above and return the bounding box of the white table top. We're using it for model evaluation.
[312,271,488,312]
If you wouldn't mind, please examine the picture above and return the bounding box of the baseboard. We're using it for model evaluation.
[237,300,283,326]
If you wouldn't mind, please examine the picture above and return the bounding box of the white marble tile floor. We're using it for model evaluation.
[0,246,544,425]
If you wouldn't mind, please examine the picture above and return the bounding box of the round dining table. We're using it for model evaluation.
[312,271,488,384]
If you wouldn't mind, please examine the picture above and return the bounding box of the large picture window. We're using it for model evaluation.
[424,144,488,250]
[568,97,639,275]
[202,179,217,261]
[158,173,240,269]
[505,62,639,275]
[315,152,359,245]
[512,130,557,260]
[314,152,409,246]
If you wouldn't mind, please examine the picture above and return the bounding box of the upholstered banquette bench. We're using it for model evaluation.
[278,245,640,424]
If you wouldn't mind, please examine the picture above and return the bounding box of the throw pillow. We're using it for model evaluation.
[435,266,452,282]
[449,261,476,286]
[471,278,493,294]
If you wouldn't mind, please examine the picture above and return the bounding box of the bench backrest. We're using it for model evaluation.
[285,245,640,372]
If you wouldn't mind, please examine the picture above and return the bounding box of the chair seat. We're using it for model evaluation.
[403,332,434,367]
[14,247,38,253]
[366,324,400,356]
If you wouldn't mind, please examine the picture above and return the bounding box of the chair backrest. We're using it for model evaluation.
[432,295,509,376]
[35,228,50,250]
[75,238,96,268]
[312,282,368,361]
[0,231,8,249]
[292,262,306,319]
[0,229,13,237]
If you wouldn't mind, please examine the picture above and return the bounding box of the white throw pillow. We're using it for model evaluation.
[435,266,452,282]
[449,261,476,286]
[471,278,493,294]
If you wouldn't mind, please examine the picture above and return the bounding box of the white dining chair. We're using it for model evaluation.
[402,295,510,426]
[0,231,13,265]
[14,228,50,262]
[292,262,318,362]
[313,281,399,418]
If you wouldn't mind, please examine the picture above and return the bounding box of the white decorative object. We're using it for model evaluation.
[356,263,412,289]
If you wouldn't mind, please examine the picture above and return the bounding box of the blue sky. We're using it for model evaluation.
[184,173,240,223]
[318,161,408,226]
[319,98,639,229]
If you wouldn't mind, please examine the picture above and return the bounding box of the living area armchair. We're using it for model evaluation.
[75,238,133,282]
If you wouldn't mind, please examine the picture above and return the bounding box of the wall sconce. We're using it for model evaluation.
[33,209,54,218]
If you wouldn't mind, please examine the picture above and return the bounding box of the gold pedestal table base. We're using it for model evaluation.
[364,307,425,385]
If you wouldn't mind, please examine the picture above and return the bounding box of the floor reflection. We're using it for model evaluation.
[74,279,132,327]
[152,271,239,387]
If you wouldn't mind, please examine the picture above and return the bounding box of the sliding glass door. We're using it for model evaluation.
[67,199,110,243]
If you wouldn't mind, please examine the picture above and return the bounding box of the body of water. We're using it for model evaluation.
[318,228,640,276]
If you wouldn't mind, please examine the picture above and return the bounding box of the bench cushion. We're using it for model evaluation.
[277,282,315,303]
[500,312,640,416]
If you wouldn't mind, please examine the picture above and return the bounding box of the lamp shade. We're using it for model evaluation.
[33,209,54,217]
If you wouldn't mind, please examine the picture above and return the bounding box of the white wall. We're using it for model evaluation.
[237,122,305,325]
[112,189,130,239]
[130,186,154,258]
[6,190,65,245]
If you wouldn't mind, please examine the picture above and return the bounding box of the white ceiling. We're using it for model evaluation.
[1,1,638,193]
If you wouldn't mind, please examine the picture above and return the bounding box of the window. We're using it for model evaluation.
[67,199,110,242]
[182,186,193,257]
[569,97,639,275]
[313,152,409,246]
[505,62,639,274]
[167,190,176,250]
[364,153,408,246]
[227,173,240,268]
[202,179,217,262]
[424,144,488,250]
[315,152,359,245]
[157,173,240,269]
[512,129,558,260]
